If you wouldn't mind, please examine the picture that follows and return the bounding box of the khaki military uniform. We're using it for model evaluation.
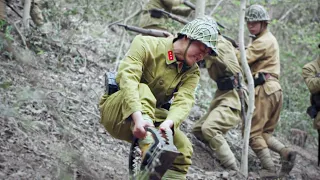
[139,0,192,31]
[21,0,44,26]
[239,29,282,151]
[99,35,200,178]
[192,35,245,169]
[302,57,320,129]
[0,0,5,22]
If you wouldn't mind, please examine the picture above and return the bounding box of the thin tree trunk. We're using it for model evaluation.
[239,0,255,177]
[23,0,31,29]
[195,0,205,17]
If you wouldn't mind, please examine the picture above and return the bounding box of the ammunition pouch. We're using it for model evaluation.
[254,72,266,87]
[161,102,171,111]
[216,76,236,91]
[105,72,119,95]
[149,9,163,18]
[307,105,318,119]
[307,93,320,118]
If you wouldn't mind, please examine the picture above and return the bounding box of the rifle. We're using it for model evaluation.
[222,35,239,48]
[237,72,246,127]
[116,23,171,37]
[148,9,239,48]
[150,8,226,29]
[150,8,189,24]
[183,0,195,10]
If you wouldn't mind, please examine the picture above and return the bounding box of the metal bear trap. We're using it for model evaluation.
[128,127,180,180]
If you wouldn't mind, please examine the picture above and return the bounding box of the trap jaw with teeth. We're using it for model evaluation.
[129,127,181,180]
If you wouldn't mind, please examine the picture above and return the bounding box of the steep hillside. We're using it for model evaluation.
[1,0,320,179]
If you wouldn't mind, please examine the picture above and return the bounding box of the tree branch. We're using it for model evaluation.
[209,0,224,16]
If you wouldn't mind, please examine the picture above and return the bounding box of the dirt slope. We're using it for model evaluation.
[1,3,320,180]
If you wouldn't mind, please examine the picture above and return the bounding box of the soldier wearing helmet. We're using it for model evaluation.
[192,16,246,171]
[99,16,219,179]
[238,4,296,175]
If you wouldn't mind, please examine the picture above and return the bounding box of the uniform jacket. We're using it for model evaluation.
[302,57,320,94]
[206,35,245,111]
[116,35,200,129]
[139,0,191,30]
[237,29,281,95]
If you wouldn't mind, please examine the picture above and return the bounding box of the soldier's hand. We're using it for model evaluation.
[132,118,154,139]
[159,119,174,132]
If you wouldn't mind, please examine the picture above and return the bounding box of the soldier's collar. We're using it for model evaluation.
[164,38,184,72]
[255,29,269,39]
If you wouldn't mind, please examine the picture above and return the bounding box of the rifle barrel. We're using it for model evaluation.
[183,0,195,10]
[117,23,169,37]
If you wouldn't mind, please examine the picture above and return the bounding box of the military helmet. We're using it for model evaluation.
[178,16,219,56]
[245,4,270,22]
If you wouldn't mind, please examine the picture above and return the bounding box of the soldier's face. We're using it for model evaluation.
[247,21,261,35]
[185,40,211,66]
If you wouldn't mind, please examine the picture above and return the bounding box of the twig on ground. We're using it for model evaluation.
[13,21,28,49]
[81,106,100,119]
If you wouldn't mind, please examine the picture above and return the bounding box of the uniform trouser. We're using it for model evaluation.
[192,102,240,150]
[249,87,283,151]
[99,83,193,176]
[0,0,5,21]
[314,112,320,129]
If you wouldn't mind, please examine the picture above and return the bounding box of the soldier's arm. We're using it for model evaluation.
[171,6,192,17]
[116,35,146,116]
[161,0,183,7]
[245,38,267,65]
[166,69,200,130]
[302,64,320,94]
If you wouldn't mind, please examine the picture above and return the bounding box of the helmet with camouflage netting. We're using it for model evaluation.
[245,4,270,22]
[178,16,219,56]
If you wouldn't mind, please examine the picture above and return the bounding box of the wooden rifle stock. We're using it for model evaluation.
[116,23,169,37]
[222,35,239,48]
[150,8,189,25]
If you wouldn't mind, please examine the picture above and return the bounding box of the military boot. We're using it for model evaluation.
[254,148,278,178]
[255,148,276,172]
[266,137,296,174]
[209,137,239,170]
[162,169,187,180]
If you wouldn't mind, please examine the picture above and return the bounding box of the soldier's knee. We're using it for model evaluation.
[201,125,218,141]
[249,136,268,150]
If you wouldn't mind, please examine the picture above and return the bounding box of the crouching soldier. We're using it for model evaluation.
[192,27,246,171]
[99,16,219,179]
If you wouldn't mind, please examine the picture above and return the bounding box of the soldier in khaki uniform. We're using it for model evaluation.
[139,0,192,31]
[192,32,246,170]
[302,44,320,165]
[0,0,12,53]
[0,0,5,24]
[238,4,296,174]
[99,17,219,179]
[22,0,44,26]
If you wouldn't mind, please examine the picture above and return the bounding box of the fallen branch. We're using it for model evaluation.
[81,106,100,119]
[13,21,28,49]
